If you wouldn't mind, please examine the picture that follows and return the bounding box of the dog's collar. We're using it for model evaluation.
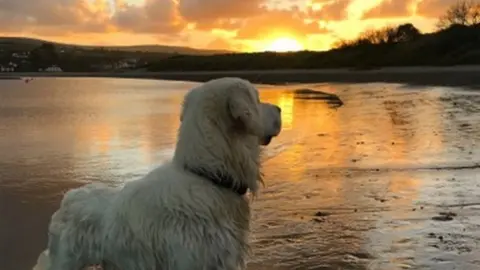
[185,166,248,195]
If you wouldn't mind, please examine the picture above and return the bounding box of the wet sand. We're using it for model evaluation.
[3,65,480,88]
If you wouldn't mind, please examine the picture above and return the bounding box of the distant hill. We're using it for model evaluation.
[0,37,231,55]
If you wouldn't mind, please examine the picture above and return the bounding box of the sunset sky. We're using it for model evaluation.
[0,0,459,52]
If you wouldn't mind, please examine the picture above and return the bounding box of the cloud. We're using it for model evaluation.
[2,0,437,50]
[0,0,189,37]
[416,0,456,18]
[235,9,329,40]
[0,0,112,35]
[266,0,309,10]
[206,38,233,50]
[362,0,416,19]
[177,0,267,30]
[307,0,352,21]
[111,0,185,34]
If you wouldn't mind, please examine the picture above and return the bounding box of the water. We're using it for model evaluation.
[1,78,480,270]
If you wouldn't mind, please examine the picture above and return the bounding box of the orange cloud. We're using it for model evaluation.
[0,0,112,35]
[307,0,352,21]
[362,0,416,19]
[417,0,458,18]
[112,0,185,34]
[235,9,328,40]
[178,0,267,30]
[206,38,233,50]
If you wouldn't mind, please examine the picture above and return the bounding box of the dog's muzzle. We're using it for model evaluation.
[260,136,273,146]
[260,104,282,145]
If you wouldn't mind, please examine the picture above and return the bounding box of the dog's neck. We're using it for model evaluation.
[173,132,261,196]
[174,102,262,196]
[184,166,248,195]
[174,135,261,196]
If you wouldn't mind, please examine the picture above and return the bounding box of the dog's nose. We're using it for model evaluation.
[274,105,281,113]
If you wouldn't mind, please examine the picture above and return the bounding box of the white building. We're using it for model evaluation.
[12,52,29,59]
[0,62,16,72]
[0,66,14,72]
[44,65,63,72]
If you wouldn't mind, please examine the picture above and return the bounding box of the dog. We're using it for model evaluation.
[34,77,282,270]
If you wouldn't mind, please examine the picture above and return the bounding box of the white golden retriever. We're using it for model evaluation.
[34,77,282,270]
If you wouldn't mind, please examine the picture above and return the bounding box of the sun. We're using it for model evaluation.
[264,37,304,52]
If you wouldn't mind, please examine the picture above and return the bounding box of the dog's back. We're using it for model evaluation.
[48,183,118,270]
[44,165,250,270]
[101,162,251,270]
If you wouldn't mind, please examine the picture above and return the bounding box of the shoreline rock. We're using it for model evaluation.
[293,88,344,107]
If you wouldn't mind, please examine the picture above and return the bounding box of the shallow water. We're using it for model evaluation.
[1,78,479,270]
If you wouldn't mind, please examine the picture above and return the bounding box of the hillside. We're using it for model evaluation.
[0,37,230,55]
[147,24,480,71]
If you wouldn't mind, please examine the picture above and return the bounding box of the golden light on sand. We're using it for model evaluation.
[264,37,304,52]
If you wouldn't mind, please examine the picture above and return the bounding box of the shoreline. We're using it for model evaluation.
[2,66,480,88]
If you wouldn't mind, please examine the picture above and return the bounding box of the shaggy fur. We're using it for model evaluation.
[34,77,282,270]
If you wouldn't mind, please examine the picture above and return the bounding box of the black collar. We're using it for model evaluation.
[185,166,248,195]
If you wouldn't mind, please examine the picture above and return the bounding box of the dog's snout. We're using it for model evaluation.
[274,119,281,130]
[274,105,281,113]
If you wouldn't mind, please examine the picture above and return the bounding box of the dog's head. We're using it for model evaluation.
[179,77,282,146]
[175,77,282,194]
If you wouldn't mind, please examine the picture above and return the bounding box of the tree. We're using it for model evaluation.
[333,23,422,49]
[332,39,356,49]
[358,26,395,45]
[29,42,59,70]
[389,23,422,42]
[437,0,480,29]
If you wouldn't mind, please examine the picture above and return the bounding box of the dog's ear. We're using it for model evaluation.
[180,89,196,122]
[180,107,185,122]
[228,90,262,136]
[180,93,188,122]
[180,103,186,122]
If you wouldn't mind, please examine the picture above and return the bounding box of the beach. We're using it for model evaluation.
[2,65,480,88]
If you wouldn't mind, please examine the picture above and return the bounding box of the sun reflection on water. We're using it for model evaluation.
[276,92,294,131]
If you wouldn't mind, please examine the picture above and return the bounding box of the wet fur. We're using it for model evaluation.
[35,77,282,270]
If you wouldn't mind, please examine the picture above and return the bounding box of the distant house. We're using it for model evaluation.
[90,58,140,71]
[12,52,29,59]
[0,66,14,72]
[43,65,63,72]
[101,63,114,70]
[0,62,17,72]
[116,59,139,70]
[124,58,139,66]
